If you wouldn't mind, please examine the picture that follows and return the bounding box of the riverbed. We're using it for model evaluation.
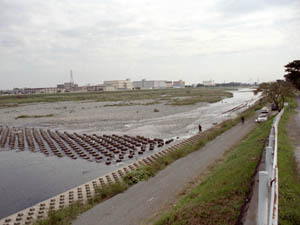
[0,88,259,219]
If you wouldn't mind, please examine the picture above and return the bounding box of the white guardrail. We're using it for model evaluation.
[258,108,285,225]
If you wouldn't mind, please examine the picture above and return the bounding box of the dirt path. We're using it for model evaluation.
[73,118,257,225]
[288,97,300,175]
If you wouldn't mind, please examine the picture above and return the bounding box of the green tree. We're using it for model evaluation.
[284,60,300,90]
[255,80,294,110]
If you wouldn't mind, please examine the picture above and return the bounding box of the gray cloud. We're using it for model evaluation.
[217,0,299,16]
[0,0,299,89]
[0,1,29,27]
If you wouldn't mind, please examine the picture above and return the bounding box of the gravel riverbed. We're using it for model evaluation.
[0,88,259,219]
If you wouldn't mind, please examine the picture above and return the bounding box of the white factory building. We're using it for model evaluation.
[103,79,133,90]
[203,80,215,86]
[133,79,169,89]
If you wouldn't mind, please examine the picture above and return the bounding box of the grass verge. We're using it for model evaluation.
[32,101,262,225]
[154,117,272,225]
[277,98,300,225]
[15,114,55,119]
[33,182,128,225]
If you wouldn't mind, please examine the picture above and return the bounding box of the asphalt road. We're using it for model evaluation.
[73,117,257,225]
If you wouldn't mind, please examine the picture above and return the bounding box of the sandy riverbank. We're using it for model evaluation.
[0,89,259,139]
[0,99,206,137]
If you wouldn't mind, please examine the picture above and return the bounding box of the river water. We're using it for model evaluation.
[0,88,259,219]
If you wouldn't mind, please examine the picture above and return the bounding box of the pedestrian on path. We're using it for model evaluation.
[241,116,245,124]
[198,124,202,132]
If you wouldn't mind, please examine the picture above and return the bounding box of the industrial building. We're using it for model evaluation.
[165,81,173,88]
[133,79,168,89]
[103,79,133,90]
[203,80,215,86]
[56,82,78,92]
[173,80,185,88]
[12,87,58,94]
[133,79,186,89]
[86,85,115,92]
[5,76,186,96]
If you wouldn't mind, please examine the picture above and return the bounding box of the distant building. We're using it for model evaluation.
[87,85,115,92]
[203,80,215,86]
[104,79,133,90]
[57,82,78,92]
[22,87,58,94]
[12,88,22,94]
[64,82,78,91]
[165,81,173,88]
[76,86,88,92]
[57,84,64,89]
[173,80,185,88]
[103,85,116,91]
[40,87,58,93]
[133,79,168,89]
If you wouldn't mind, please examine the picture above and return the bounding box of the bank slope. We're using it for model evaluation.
[155,119,272,225]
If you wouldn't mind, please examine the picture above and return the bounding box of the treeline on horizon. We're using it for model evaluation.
[194,82,254,87]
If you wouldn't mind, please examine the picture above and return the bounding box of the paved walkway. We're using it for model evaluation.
[73,118,257,225]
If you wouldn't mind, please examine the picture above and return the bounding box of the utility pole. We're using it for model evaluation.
[70,70,74,84]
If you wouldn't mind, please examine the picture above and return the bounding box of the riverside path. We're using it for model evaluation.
[73,116,257,225]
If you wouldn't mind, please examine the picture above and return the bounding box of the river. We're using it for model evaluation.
[0,88,259,219]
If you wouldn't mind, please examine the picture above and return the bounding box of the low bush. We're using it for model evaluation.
[123,167,156,185]
[34,182,128,225]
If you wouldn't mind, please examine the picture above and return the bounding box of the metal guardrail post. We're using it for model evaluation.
[268,135,274,148]
[265,146,273,179]
[258,107,284,225]
[258,171,269,225]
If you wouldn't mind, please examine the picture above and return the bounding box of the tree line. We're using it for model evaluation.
[255,60,300,110]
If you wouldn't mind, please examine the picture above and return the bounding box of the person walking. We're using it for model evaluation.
[198,124,202,132]
[241,116,245,124]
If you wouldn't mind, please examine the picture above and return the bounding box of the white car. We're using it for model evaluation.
[255,114,268,123]
[261,107,269,114]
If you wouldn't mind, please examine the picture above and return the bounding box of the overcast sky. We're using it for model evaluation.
[0,0,299,89]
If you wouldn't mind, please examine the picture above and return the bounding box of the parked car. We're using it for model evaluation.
[255,114,268,123]
[261,107,269,114]
[271,104,278,111]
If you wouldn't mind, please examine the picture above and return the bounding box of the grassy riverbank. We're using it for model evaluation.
[33,182,129,225]
[0,88,232,107]
[154,117,272,225]
[277,99,300,224]
[33,102,261,225]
